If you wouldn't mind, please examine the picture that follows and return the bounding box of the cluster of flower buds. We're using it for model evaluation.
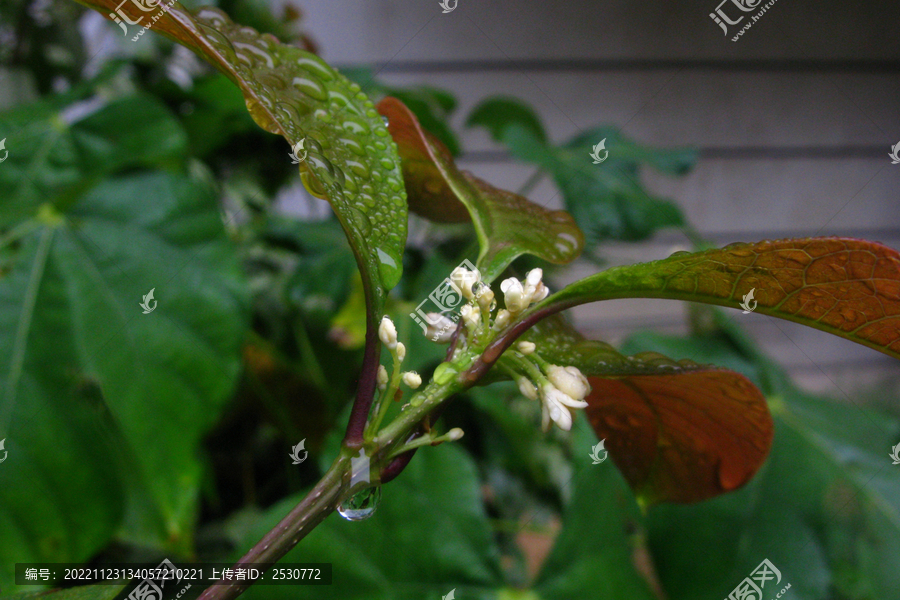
[420,265,551,347]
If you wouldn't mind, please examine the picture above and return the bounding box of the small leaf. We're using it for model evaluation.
[466,96,548,146]
[544,237,900,360]
[523,316,773,506]
[378,96,583,282]
[466,97,694,244]
[72,0,407,308]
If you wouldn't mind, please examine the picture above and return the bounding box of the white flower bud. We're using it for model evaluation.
[517,377,538,400]
[424,313,456,343]
[546,365,591,400]
[377,365,389,391]
[378,316,398,349]
[541,386,576,431]
[396,342,406,362]
[517,341,536,355]
[500,277,528,313]
[532,282,549,302]
[446,427,464,441]
[451,266,481,300]
[402,371,422,389]
[525,268,543,290]
[477,287,495,312]
[493,309,511,330]
[460,304,480,329]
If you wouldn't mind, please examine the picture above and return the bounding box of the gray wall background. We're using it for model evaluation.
[292,0,900,397]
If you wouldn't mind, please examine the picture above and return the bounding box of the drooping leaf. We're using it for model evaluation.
[72,0,407,309]
[542,237,900,361]
[378,96,583,282]
[0,172,247,568]
[628,324,900,599]
[522,316,773,506]
[466,97,694,244]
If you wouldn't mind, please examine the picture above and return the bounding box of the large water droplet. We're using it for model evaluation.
[377,248,400,285]
[337,486,381,521]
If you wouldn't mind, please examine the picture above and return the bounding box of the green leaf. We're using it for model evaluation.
[378,97,583,282]
[71,0,408,309]
[466,96,548,147]
[466,97,694,244]
[232,445,505,599]
[0,94,187,228]
[0,172,247,566]
[542,237,900,361]
[533,417,658,600]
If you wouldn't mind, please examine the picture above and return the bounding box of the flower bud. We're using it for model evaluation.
[402,371,422,389]
[517,377,538,400]
[461,304,480,329]
[493,309,511,330]
[446,427,464,441]
[541,385,578,431]
[377,365,389,391]
[424,313,456,343]
[451,266,481,300]
[500,277,528,313]
[378,316,398,349]
[546,365,591,400]
[517,341,536,355]
[396,342,406,362]
[477,287,495,313]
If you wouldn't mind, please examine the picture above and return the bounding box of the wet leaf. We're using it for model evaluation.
[378,96,583,282]
[72,0,407,309]
[543,237,900,360]
[523,316,773,506]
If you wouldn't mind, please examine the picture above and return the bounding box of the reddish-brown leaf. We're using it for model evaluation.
[378,97,584,281]
[548,237,900,360]
[517,316,774,506]
[585,371,773,506]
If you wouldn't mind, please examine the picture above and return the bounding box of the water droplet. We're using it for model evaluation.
[668,250,692,258]
[377,248,400,285]
[295,54,335,81]
[343,118,370,135]
[339,137,366,156]
[338,486,381,521]
[345,159,370,178]
[292,76,328,100]
[381,115,390,126]
[348,207,372,235]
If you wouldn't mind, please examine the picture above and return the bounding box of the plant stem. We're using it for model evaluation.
[196,454,350,600]
[343,314,379,447]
